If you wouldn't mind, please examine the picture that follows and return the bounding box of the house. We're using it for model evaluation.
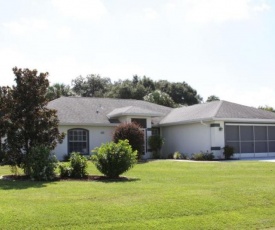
[48,97,275,160]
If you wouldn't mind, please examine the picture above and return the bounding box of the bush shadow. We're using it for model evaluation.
[92,177,140,183]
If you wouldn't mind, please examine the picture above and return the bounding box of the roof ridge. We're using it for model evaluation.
[213,100,224,118]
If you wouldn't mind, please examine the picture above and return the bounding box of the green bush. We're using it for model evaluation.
[173,151,182,159]
[59,163,72,178]
[192,151,214,161]
[59,152,88,178]
[24,145,58,181]
[148,135,164,159]
[223,145,234,159]
[92,140,137,178]
[113,122,144,159]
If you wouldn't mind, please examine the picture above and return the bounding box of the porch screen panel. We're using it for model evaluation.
[225,126,239,141]
[240,126,253,141]
[225,124,275,154]
[268,126,275,140]
[255,142,267,152]
[269,142,275,152]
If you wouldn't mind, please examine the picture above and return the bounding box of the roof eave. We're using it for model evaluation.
[59,122,119,127]
[216,118,275,123]
[159,117,215,127]
[107,112,163,119]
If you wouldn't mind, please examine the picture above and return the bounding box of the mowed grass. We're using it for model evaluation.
[1,160,275,230]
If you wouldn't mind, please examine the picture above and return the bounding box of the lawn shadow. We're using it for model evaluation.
[0,175,57,190]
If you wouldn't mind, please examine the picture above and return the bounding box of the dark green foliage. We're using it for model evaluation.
[148,135,164,159]
[72,74,111,97]
[144,90,177,108]
[24,145,58,181]
[46,83,74,101]
[70,74,202,106]
[59,152,88,178]
[59,163,72,178]
[223,145,234,160]
[91,140,137,178]
[258,105,275,112]
[155,80,202,105]
[192,151,214,161]
[113,122,144,159]
[1,67,65,173]
[206,95,220,102]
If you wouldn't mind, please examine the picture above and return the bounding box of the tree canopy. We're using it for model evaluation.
[1,67,64,172]
[206,95,220,102]
[46,83,74,101]
[69,74,202,107]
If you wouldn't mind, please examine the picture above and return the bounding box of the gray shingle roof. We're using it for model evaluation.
[107,106,163,118]
[159,100,275,126]
[47,97,172,125]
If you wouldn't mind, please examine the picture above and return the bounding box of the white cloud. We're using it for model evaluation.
[143,8,158,20]
[2,18,49,35]
[56,26,72,40]
[253,3,270,12]
[51,0,107,21]
[183,0,270,24]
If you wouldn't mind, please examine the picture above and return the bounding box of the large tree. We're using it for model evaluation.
[72,74,111,97]
[46,83,74,101]
[155,80,202,105]
[258,105,275,113]
[144,90,177,108]
[2,67,64,173]
[206,95,220,102]
[0,86,12,159]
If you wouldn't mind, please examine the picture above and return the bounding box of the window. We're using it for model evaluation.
[68,129,89,155]
[131,118,147,128]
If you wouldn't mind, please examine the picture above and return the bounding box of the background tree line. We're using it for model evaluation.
[46,74,203,107]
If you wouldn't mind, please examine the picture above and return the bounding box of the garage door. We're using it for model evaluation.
[225,124,275,156]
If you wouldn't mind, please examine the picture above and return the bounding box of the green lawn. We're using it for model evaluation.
[1,160,275,229]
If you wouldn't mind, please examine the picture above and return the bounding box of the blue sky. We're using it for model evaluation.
[0,0,274,107]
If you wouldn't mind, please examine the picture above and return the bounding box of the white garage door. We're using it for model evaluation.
[225,124,275,157]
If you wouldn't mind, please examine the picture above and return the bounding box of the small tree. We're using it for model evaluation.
[92,140,137,178]
[148,135,164,159]
[113,122,144,159]
[2,67,65,176]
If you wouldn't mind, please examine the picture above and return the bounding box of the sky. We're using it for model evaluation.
[0,0,274,107]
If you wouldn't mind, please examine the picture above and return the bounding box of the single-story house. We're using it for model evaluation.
[48,97,275,160]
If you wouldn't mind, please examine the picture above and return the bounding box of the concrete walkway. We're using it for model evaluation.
[236,157,275,162]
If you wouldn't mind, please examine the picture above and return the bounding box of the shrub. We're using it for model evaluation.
[24,145,58,181]
[192,151,214,161]
[148,135,164,159]
[59,163,72,177]
[223,145,234,159]
[91,140,137,178]
[113,122,144,159]
[59,152,88,178]
[173,151,182,159]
